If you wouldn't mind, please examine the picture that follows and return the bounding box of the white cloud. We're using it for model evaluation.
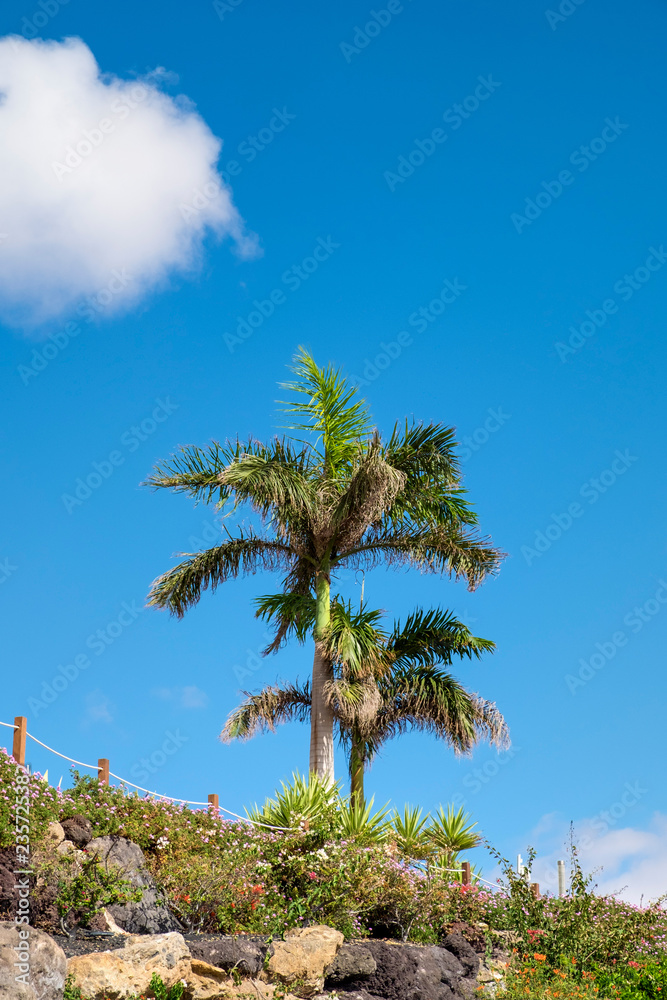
[0,36,258,329]
[153,685,209,709]
[521,808,667,905]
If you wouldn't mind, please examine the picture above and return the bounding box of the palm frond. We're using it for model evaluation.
[387,608,495,668]
[220,681,312,742]
[142,441,232,505]
[323,601,388,677]
[218,437,318,527]
[373,664,497,756]
[279,347,372,473]
[338,525,503,591]
[147,535,296,617]
[254,591,317,653]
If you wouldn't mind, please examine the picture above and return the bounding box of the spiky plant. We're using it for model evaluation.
[146,348,502,779]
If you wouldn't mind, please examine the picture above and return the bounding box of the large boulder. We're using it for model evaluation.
[187,934,268,975]
[325,943,377,985]
[66,931,191,999]
[61,815,94,848]
[441,933,479,978]
[0,921,67,1000]
[268,924,343,996]
[86,836,182,934]
[335,939,468,1000]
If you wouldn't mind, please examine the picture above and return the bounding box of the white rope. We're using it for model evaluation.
[0,721,292,831]
[107,772,291,829]
[25,733,99,770]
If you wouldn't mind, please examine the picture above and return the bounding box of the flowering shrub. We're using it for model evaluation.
[498,953,667,998]
[2,744,667,979]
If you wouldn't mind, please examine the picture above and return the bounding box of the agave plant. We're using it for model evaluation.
[427,805,481,869]
[246,772,341,830]
[339,797,391,843]
[392,805,432,860]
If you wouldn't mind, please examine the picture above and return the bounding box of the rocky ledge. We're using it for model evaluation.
[0,920,508,1000]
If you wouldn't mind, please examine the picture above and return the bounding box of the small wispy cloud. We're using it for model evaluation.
[83,690,114,726]
[517,801,666,904]
[152,685,209,709]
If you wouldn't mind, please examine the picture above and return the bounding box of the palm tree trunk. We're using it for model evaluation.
[309,567,334,781]
[349,726,365,809]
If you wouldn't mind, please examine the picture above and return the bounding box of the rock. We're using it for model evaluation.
[0,921,67,1000]
[338,939,466,1000]
[445,920,487,953]
[268,924,343,996]
[441,933,479,977]
[45,821,65,846]
[86,836,182,934]
[66,931,191,999]
[61,815,94,848]
[325,943,377,985]
[187,935,267,975]
[56,840,77,856]
[188,958,238,998]
[0,851,16,923]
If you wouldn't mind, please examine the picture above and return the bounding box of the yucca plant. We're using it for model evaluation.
[338,797,391,843]
[146,348,503,780]
[246,772,341,831]
[427,805,481,870]
[392,805,432,860]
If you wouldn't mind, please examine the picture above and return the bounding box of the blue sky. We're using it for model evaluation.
[1,0,667,901]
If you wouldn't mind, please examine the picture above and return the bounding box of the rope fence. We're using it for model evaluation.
[1,715,530,891]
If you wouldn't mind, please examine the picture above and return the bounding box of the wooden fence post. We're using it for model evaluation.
[208,794,219,812]
[98,758,109,785]
[462,861,472,886]
[530,882,540,899]
[13,717,27,767]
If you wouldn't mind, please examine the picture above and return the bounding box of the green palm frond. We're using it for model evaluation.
[323,601,388,677]
[338,525,502,591]
[218,438,318,525]
[147,535,296,617]
[255,592,317,651]
[220,681,312,742]
[372,663,492,755]
[381,421,477,528]
[387,608,495,668]
[142,441,232,505]
[280,347,372,472]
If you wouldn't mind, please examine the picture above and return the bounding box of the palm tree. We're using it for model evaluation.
[145,349,503,780]
[221,602,509,805]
